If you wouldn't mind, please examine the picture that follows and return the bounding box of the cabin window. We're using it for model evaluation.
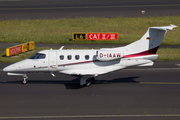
[85,55,89,60]
[29,53,46,59]
[60,55,64,60]
[75,55,80,60]
[67,55,72,60]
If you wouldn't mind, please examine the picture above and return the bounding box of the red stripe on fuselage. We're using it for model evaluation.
[57,46,159,66]
[58,60,99,67]
[124,46,159,58]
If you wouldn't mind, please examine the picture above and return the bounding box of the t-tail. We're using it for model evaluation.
[114,24,177,58]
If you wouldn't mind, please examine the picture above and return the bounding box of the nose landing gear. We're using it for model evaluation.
[7,73,28,85]
[22,75,28,85]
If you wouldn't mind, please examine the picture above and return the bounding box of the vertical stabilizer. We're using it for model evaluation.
[121,24,177,55]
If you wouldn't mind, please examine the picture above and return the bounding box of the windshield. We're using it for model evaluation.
[29,53,46,59]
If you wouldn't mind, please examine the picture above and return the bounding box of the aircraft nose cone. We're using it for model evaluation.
[3,65,16,72]
[3,66,10,72]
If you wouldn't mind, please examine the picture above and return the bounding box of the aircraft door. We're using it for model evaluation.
[49,51,57,71]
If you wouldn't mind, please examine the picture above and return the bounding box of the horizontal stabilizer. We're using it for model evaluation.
[115,24,178,56]
[150,24,177,31]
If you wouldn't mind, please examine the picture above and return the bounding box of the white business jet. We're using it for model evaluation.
[3,24,177,86]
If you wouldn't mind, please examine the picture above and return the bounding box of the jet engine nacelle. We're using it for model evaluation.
[96,50,123,61]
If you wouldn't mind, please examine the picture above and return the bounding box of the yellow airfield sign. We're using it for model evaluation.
[6,41,35,56]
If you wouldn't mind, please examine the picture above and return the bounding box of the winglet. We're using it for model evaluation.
[170,24,178,30]
[150,24,178,31]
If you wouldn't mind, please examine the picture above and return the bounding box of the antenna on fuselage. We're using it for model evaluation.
[59,46,64,50]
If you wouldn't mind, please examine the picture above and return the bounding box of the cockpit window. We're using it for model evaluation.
[29,53,46,59]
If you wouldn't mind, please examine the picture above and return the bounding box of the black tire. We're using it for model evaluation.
[86,77,95,87]
[91,77,95,83]
[23,80,27,85]
[86,79,92,87]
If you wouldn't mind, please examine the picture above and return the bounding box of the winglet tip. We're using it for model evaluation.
[170,24,178,28]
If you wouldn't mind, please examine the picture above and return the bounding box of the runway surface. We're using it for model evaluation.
[0,61,180,119]
[0,0,180,20]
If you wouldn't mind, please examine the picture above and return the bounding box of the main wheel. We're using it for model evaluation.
[86,78,95,87]
[86,79,91,87]
[91,77,95,83]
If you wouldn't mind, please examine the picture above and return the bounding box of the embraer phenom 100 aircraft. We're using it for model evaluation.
[3,24,177,86]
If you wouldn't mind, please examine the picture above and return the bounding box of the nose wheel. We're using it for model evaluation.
[23,75,28,85]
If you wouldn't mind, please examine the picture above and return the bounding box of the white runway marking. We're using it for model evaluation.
[140,82,180,85]
[176,64,180,66]
[0,4,180,11]
[0,68,180,72]
[0,114,180,119]
[124,68,180,70]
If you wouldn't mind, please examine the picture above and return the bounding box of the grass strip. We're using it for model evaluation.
[157,48,180,61]
[0,48,180,63]
[0,16,179,45]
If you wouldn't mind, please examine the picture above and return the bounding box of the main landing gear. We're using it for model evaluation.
[86,77,95,87]
[22,75,28,85]
[80,76,95,87]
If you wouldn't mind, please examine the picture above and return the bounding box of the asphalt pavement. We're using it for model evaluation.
[0,0,179,20]
[0,61,180,120]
